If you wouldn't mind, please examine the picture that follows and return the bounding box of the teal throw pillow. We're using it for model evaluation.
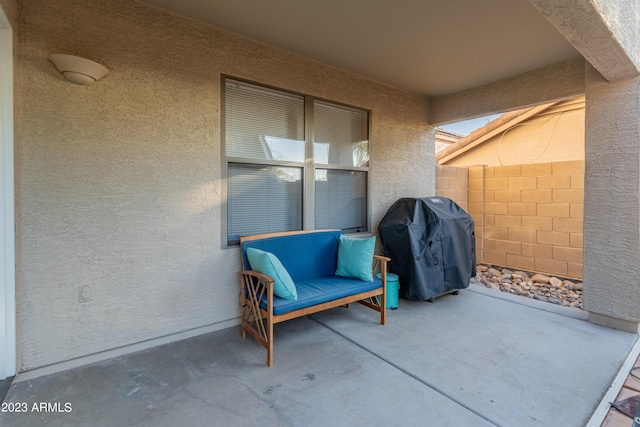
[246,248,297,301]
[335,235,376,282]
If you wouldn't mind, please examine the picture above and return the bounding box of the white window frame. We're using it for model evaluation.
[221,77,371,247]
[0,5,16,380]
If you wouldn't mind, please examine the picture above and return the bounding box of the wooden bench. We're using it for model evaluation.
[238,229,389,366]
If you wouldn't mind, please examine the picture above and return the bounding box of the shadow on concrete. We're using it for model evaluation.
[0,376,13,403]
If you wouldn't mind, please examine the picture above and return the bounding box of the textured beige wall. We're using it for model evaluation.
[583,64,640,325]
[430,58,586,126]
[15,0,433,371]
[445,99,585,167]
[528,0,640,82]
[0,0,17,27]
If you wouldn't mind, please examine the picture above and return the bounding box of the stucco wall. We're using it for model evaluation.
[0,0,17,27]
[430,58,586,126]
[15,0,433,372]
[528,0,640,82]
[583,64,640,325]
[444,98,585,167]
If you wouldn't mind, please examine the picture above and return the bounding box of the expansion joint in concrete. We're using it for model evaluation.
[309,315,503,427]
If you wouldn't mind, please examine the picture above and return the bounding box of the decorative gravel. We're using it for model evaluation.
[472,264,583,310]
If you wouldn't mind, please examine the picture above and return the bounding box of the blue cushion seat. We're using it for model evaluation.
[260,276,383,315]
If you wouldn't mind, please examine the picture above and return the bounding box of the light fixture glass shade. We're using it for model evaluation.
[48,54,109,85]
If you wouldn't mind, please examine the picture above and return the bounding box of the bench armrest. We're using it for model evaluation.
[238,269,274,284]
[373,254,391,263]
[372,255,390,279]
[237,269,277,366]
[238,270,275,312]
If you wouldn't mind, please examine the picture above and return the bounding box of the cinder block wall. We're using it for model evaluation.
[468,160,584,279]
[435,165,469,212]
[468,166,485,267]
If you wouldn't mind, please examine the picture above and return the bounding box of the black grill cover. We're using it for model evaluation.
[378,197,476,301]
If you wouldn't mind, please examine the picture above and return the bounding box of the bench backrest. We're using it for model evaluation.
[240,230,342,282]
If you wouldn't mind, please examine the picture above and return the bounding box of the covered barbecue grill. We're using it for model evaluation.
[378,197,476,301]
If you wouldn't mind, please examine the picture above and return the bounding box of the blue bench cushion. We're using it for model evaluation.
[260,276,383,315]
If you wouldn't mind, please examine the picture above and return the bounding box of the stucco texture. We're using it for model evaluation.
[445,98,585,167]
[0,0,17,27]
[583,65,640,323]
[528,0,640,82]
[14,0,433,370]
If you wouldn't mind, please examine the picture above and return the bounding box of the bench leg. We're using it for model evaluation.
[267,319,273,367]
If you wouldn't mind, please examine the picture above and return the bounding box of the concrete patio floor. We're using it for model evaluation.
[0,286,636,427]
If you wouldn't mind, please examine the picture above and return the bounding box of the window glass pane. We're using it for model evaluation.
[225,80,305,162]
[224,78,371,245]
[227,164,302,245]
[315,169,367,231]
[313,101,369,167]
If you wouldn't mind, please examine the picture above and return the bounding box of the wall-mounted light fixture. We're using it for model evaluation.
[48,54,109,85]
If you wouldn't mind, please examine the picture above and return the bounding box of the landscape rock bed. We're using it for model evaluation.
[472,264,583,310]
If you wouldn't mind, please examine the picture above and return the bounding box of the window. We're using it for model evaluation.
[223,78,370,246]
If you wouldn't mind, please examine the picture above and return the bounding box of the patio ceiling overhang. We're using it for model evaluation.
[140,0,580,97]
[140,0,640,124]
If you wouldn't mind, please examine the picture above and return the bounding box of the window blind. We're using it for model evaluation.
[223,77,370,245]
[225,79,305,161]
[313,100,369,167]
[227,164,302,245]
[315,169,367,231]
